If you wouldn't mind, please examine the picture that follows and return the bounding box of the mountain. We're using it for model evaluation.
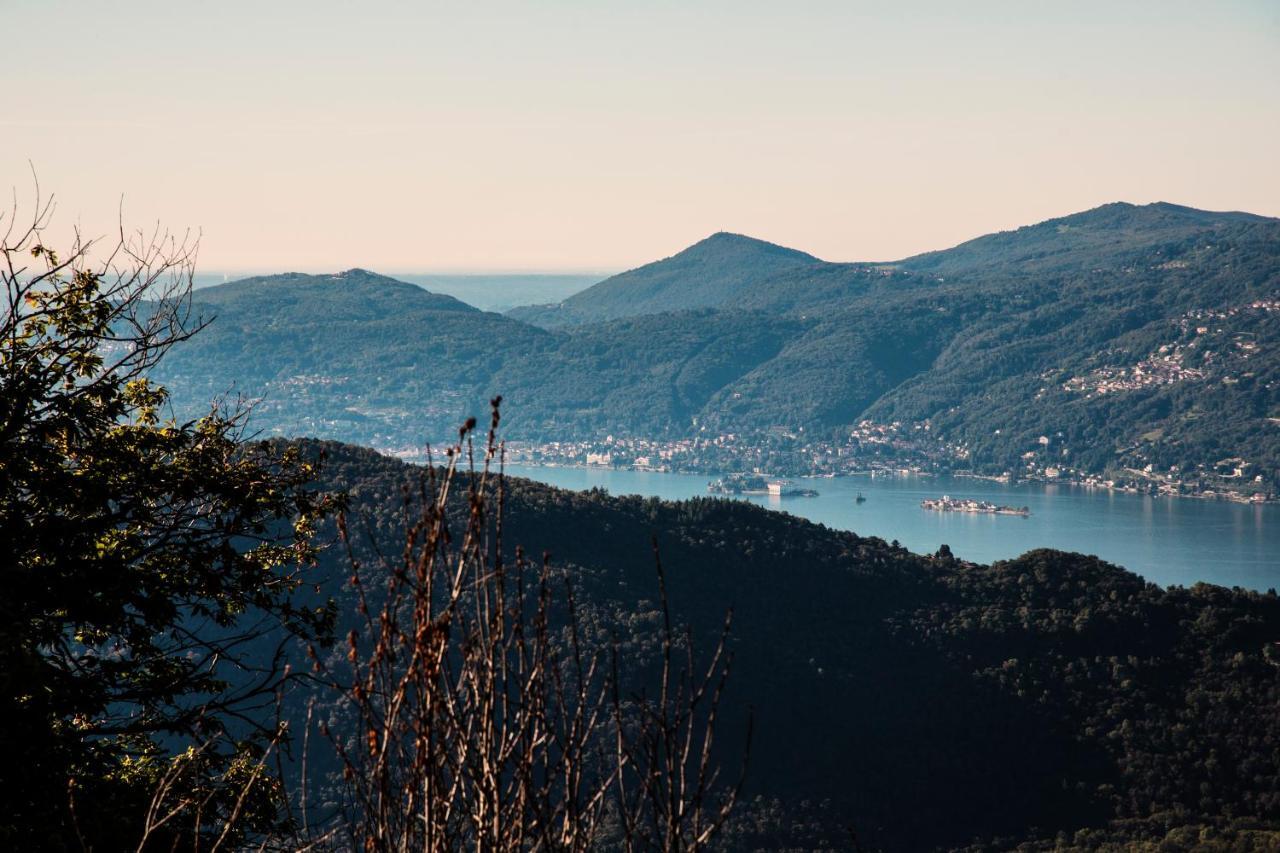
[491,308,803,436]
[506,232,821,327]
[506,204,1274,329]
[154,204,1280,491]
[154,269,555,446]
[861,205,1280,479]
[295,439,1280,849]
[897,201,1275,277]
[191,268,480,315]
[155,271,809,443]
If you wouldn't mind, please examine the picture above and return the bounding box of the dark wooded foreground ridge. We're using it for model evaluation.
[307,438,1280,850]
[0,193,336,848]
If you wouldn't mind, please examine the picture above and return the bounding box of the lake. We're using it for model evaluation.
[504,465,1280,591]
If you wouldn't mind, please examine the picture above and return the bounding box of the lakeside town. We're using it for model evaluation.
[496,419,1277,505]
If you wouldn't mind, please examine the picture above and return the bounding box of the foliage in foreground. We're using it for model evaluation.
[0,200,335,849]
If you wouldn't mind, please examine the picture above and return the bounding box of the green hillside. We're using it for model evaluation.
[864,208,1280,481]
[155,269,554,444]
[507,232,821,327]
[897,201,1274,276]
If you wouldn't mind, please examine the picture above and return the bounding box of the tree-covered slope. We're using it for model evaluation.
[506,232,821,327]
[301,440,1280,850]
[492,308,804,436]
[594,206,1280,486]
[863,213,1280,481]
[156,274,804,444]
[188,268,480,316]
[154,269,555,444]
[897,201,1274,277]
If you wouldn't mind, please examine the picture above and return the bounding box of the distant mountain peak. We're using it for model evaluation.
[329,268,416,286]
[897,201,1277,274]
[193,269,479,313]
[504,231,823,327]
[1054,201,1274,229]
[681,231,820,262]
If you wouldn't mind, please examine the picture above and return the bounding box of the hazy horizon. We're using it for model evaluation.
[4,0,1278,271]
[186,197,1278,278]
[192,268,617,278]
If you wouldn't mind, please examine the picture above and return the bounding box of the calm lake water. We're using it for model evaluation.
[504,465,1279,591]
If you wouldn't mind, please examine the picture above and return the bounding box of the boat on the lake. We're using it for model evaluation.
[855,492,867,504]
[921,495,1029,516]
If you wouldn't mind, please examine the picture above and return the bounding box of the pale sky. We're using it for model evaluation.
[3,0,1278,272]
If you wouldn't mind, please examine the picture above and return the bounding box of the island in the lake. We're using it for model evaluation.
[708,473,819,497]
[921,495,1030,516]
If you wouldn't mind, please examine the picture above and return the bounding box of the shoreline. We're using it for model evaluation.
[493,458,1277,506]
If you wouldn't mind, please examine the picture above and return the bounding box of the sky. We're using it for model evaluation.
[2,0,1278,272]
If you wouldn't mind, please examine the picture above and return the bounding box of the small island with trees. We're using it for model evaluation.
[707,473,819,497]
[921,494,1031,516]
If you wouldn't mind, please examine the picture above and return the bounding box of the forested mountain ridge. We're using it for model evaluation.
[896,200,1275,276]
[507,202,1275,325]
[296,439,1280,850]
[153,203,1280,491]
[863,209,1280,481]
[156,270,554,443]
[506,231,822,327]
[156,277,805,444]
[192,267,480,314]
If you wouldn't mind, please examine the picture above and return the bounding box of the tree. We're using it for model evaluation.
[0,186,337,850]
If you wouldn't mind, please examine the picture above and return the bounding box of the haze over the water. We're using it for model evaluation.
[3,0,1277,271]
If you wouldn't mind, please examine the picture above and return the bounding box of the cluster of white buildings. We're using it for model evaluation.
[1062,344,1207,397]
